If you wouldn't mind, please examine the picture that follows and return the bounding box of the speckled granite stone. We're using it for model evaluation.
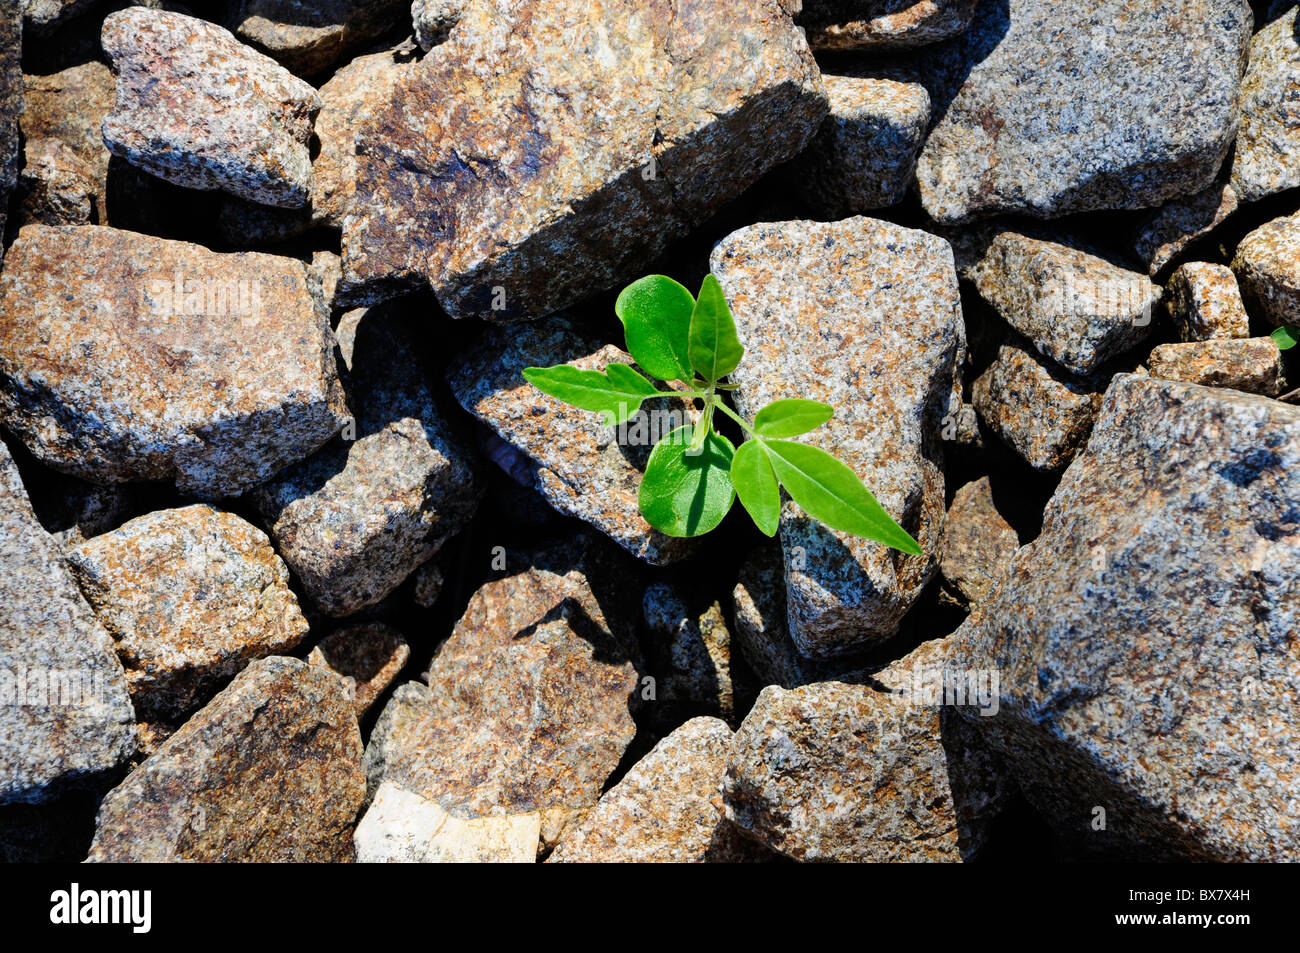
[1168,262,1251,341]
[1132,179,1240,277]
[939,477,1020,609]
[1147,338,1286,396]
[0,0,19,258]
[642,582,749,724]
[411,0,467,48]
[20,61,114,221]
[1233,213,1300,327]
[1232,6,1300,203]
[14,137,96,226]
[20,0,96,37]
[307,624,410,717]
[229,0,408,77]
[798,0,979,51]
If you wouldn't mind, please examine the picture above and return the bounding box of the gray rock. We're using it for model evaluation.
[1231,6,1300,204]
[1168,262,1250,341]
[0,0,20,259]
[0,438,137,805]
[14,136,97,226]
[730,545,837,689]
[1233,213,1300,327]
[306,623,411,717]
[20,0,97,38]
[411,0,466,49]
[946,374,1300,860]
[229,0,408,77]
[712,217,964,658]
[798,0,979,51]
[939,477,1020,609]
[642,582,750,724]
[915,0,1252,223]
[101,8,321,208]
[1132,179,1240,277]
[1147,338,1286,396]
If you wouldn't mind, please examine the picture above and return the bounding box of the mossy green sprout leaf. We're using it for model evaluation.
[753,398,834,438]
[1271,325,1299,351]
[522,363,659,427]
[730,439,780,537]
[615,275,695,381]
[639,424,735,537]
[688,274,744,383]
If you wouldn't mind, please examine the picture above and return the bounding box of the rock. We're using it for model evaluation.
[711,217,963,658]
[308,250,343,315]
[0,438,137,805]
[945,374,1300,860]
[972,339,1106,472]
[972,231,1160,375]
[721,637,1007,861]
[87,657,364,862]
[340,0,827,317]
[355,780,539,862]
[798,0,979,51]
[101,8,321,208]
[549,718,766,862]
[449,318,697,565]
[1233,213,1300,327]
[1231,6,1300,204]
[1167,262,1250,341]
[730,546,834,689]
[20,0,97,38]
[1147,338,1286,396]
[21,60,114,220]
[14,137,97,226]
[410,560,443,608]
[793,74,929,216]
[307,623,411,717]
[229,0,408,77]
[65,504,310,721]
[1132,180,1240,277]
[253,300,479,618]
[411,0,467,49]
[939,477,1019,609]
[0,225,349,498]
[0,0,20,257]
[915,0,1252,223]
[642,582,750,724]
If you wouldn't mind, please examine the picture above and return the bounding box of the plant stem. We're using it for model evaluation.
[711,396,758,437]
[687,384,716,455]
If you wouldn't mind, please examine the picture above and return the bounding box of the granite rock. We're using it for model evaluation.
[1147,338,1286,396]
[355,780,539,862]
[20,0,97,38]
[229,0,408,77]
[642,582,749,724]
[1231,6,1300,204]
[0,0,20,258]
[798,0,980,51]
[939,477,1020,609]
[14,137,97,226]
[1233,213,1300,327]
[20,61,115,220]
[1168,262,1251,341]
[411,0,468,49]
[730,545,835,689]
[307,623,411,717]
[1132,180,1240,277]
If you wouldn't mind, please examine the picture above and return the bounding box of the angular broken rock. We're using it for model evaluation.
[798,0,979,51]
[549,718,767,863]
[229,0,408,77]
[101,8,321,208]
[1132,180,1240,277]
[794,74,929,216]
[411,0,467,49]
[730,545,836,689]
[1231,6,1300,204]
[972,340,1106,473]
[1167,262,1250,341]
[0,225,349,498]
[1147,338,1286,397]
[972,231,1160,375]
[66,505,310,721]
[355,781,539,862]
[642,582,750,724]
[0,0,19,261]
[87,657,365,862]
[946,374,1300,861]
[307,623,411,717]
[14,137,97,226]
[939,477,1019,609]
[915,0,1252,223]
[1232,213,1300,327]
[0,438,137,805]
[341,0,827,317]
[712,217,963,657]
[20,60,115,220]
[449,319,696,565]
[253,301,479,618]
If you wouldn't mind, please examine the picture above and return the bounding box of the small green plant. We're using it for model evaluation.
[522,274,921,554]
[1271,326,1298,351]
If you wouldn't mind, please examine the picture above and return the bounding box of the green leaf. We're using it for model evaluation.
[730,439,780,537]
[753,399,834,438]
[762,440,922,555]
[688,274,744,383]
[639,425,736,537]
[1271,325,1299,351]
[615,275,695,381]
[522,363,660,427]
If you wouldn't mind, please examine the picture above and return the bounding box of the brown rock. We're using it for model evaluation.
[1147,338,1286,397]
[940,477,1019,609]
[1132,180,1239,277]
[1167,262,1250,341]
[307,623,411,717]
[229,0,408,77]
[14,136,97,226]
[0,0,20,259]
[1233,213,1300,328]
[798,0,979,51]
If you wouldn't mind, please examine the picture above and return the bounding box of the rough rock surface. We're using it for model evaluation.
[712,217,963,658]
[253,301,479,617]
[1168,262,1251,341]
[973,340,1106,472]
[1147,338,1286,396]
[1232,6,1300,204]
[972,232,1161,375]
[20,0,96,37]
[549,718,766,862]
[101,8,321,208]
[0,439,137,805]
[340,0,827,317]
[307,623,411,717]
[730,546,836,689]
[1233,213,1300,327]
[642,582,749,724]
[449,319,696,565]
[794,74,929,216]
[915,0,1252,223]
[66,505,310,721]
[355,780,539,862]
[798,0,979,51]
[946,374,1300,860]
[87,657,364,862]
[229,0,408,77]
[14,137,97,226]
[939,477,1020,609]
[1132,180,1240,276]
[20,61,115,219]
[0,225,349,498]
[0,0,19,257]
[411,0,467,49]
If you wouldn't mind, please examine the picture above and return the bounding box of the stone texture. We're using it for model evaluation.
[87,657,365,862]
[101,8,321,208]
[340,0,827,317]
[20,61,115,221]
[798,0,979,51]
[411,0,467,49]
[253,300,479,618]
[14,137,97,226]
[65,505,310,721]
[0,225,349,498]
[794,74,929,216]
[1168,261,1251,341]
[642,582,749,724]
[307,623,411,717]
[1233,213,1300,327]
[1147,338,1286,396]
[973,339,1106,472]
[972,231,1161,375]
[939,477,1019,609]
[0,0,19,259]
[355,780,539,862]
[1132,179,1240,276]
[410,560,443,608]
[20,0,96,37]
[946,374,1300,860]
[549,718,766,862]
[1231,6,1300,204]
[229,0,408,77]
[0,439,137,805]
[712,217,963,658]
[730,545,835,689]
[449,318,696,565]
[915,0,1252,223]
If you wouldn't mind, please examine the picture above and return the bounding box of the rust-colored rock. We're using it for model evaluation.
[1147,338,1286,397]
[307,623,411,717]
